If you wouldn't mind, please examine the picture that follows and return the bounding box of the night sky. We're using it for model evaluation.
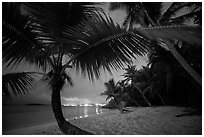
[2,3,159,105]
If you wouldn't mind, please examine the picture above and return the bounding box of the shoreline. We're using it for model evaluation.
[3,109,112,135]
[3,106,202,135]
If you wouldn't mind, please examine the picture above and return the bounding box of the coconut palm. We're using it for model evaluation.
[122,65,152,106]
[101,79,125,112]
[109,2,202,28]
[110,2,202,88]
[147,41,201,105]
[3,2,202,134]
[3,2,151,134]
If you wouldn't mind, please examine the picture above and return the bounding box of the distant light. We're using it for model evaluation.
[95,103,106,106]
[84,115,88,117]
[80,103,93,106]
[74,117,78,120]
[63,104,77,107]
[84,104,89,106]
[79,116,83,118]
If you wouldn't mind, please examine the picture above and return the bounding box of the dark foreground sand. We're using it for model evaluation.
[4,106,202,135]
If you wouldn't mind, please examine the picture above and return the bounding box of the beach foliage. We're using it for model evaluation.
[3,2,202,134]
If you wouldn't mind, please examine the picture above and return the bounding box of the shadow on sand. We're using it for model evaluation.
[175,107,202,117]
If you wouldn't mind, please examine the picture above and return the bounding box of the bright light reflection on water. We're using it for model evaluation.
[84,106,88,116]
[63,105,104,120]
[96,106,99,114]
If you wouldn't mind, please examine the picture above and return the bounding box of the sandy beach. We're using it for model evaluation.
[4,106,202,135]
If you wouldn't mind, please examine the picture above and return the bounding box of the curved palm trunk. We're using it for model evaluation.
[51,80,93,135]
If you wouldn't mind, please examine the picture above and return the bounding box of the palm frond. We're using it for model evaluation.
[169,11,201,25]
[142,2,163,24]
[100,92,107,96]
[39,69,73,88]
[109,2,136,11]
[23,2,100,40]
[62,72,73,86]
[106,96,113,101]
[159,2,198,25]
[63,13,150,80]
[136,25,201,46]
[2,72,37,99]
[135,25,202,86]
[2,3,52,71]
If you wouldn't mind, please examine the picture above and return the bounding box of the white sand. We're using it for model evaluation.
[4,106,202,135]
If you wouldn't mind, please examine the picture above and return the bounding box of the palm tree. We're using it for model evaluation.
[3,3,150,134]
[109,2,202,88]
[3,2,201,134]
[101,79,125,112]
[122,65,152,106]
[147,41,201,105]
[109,2,201,28]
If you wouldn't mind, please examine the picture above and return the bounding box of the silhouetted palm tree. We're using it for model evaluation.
[3,3,150,134]
[109,2,201,28]
[101,79,125,112]
[147,41,201,105]
[110,2,202,87]
[122,65,152,106]
[3,2,201,134]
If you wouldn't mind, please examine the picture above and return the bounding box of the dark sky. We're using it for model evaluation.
[3,2,194,105]
[2,3,158,105]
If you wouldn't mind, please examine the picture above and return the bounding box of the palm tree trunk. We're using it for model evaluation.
[51,81,93,135]
[165,40,202,87]
[139,8,202,87]
[127,94,141,107]
[157,92,166,105]
[112,95,124,113]
[134,86,152,107]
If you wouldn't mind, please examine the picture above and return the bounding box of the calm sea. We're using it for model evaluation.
[2,105,107,131]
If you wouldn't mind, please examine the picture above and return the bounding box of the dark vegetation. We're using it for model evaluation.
[3,2,202,134]
[101,2,202,112]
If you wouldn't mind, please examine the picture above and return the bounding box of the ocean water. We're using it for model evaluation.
[2,105,106,131]
[62,105,105,120]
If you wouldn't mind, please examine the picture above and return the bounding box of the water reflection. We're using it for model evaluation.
[96,106,99,114]
[65,105,104,120]
[96,105,103,114]
[84,106,88,117]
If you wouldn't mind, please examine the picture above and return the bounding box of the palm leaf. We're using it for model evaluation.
[2,72,37,99]
[62,72,73,86]
[135,25,202,87]
[142,2,163,24]
[109,2,137,11]
[22,2,101,43]
[136,25,201,46]
[159,2,199,25]
[169,11,202,25]
[39,70,73,88]
[63,13,150,80]
[2,3,52,71]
